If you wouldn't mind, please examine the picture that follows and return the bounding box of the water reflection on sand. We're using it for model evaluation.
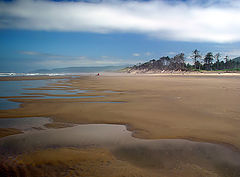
[0,122,240,176]
[0,79,124,110]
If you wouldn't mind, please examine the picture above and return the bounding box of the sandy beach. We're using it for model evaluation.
[1,73,240,176]
[3,0,240,175]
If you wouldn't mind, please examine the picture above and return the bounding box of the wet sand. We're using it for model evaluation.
[1,74,240,147]
[1,74,240,176]
[1,123,240,177]
[0,148,157,177]
[0,128,22,138]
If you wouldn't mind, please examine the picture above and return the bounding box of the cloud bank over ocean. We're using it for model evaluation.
[1,0,240,43]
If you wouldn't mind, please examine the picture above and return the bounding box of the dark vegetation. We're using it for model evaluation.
[127,49,240,72]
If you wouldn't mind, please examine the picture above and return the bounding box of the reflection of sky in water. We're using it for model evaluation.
[0,99,20,110]
[0,80,55,97]
[0,79,123,110]
[0,123,240,176]
[0,117,52,131]
[0,79,92,110]
[19,95,104,99]
[22,89,88,95]
[0,80,54,110]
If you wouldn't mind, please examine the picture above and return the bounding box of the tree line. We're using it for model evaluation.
[129,50,240,72]
[189,49,240,71]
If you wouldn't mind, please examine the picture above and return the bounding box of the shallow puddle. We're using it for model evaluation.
[24,88,89,95]
[0,80,64,110]
[0,80,54,110]
[0,80,55,98]
[0,80,102,110]
[18,95,105,99]
[0,99,20,110]
[0,79,124,110]
[0,117,52,131]
[0,121,240,176]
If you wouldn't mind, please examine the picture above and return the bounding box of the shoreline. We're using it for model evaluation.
[0,71,240,81]
[0,75,74,81]
[1,74,240,176]
[0,74,240,150]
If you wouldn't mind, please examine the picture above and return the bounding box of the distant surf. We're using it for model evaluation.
[0,72,73,77]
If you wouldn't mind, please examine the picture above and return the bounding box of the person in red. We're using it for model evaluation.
[97,73,100,76]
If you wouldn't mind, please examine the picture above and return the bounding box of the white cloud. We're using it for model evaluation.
[36,57,136,68]
[145,52,151,56]
[132,53,140,57]
[20,51,39,56]
[1,0,240,43]
[166,52,177,56]
[19,50,135,67]
[20,51,65,58]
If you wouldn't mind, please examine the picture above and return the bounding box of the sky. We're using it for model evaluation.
[1,0,240,72]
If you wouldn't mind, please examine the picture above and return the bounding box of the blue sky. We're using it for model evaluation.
[1,0,240,72]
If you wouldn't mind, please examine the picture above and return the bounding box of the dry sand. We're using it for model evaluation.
[1,74,240,176]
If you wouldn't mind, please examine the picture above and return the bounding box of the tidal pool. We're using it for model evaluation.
[0,117,52,131]
[0,80,62,110]
[0,80,56,98]
[17,95,105,99]
[0,99,20,110]
[0,79,101,110]
[0,79,124,110]
[0,121,240,176]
